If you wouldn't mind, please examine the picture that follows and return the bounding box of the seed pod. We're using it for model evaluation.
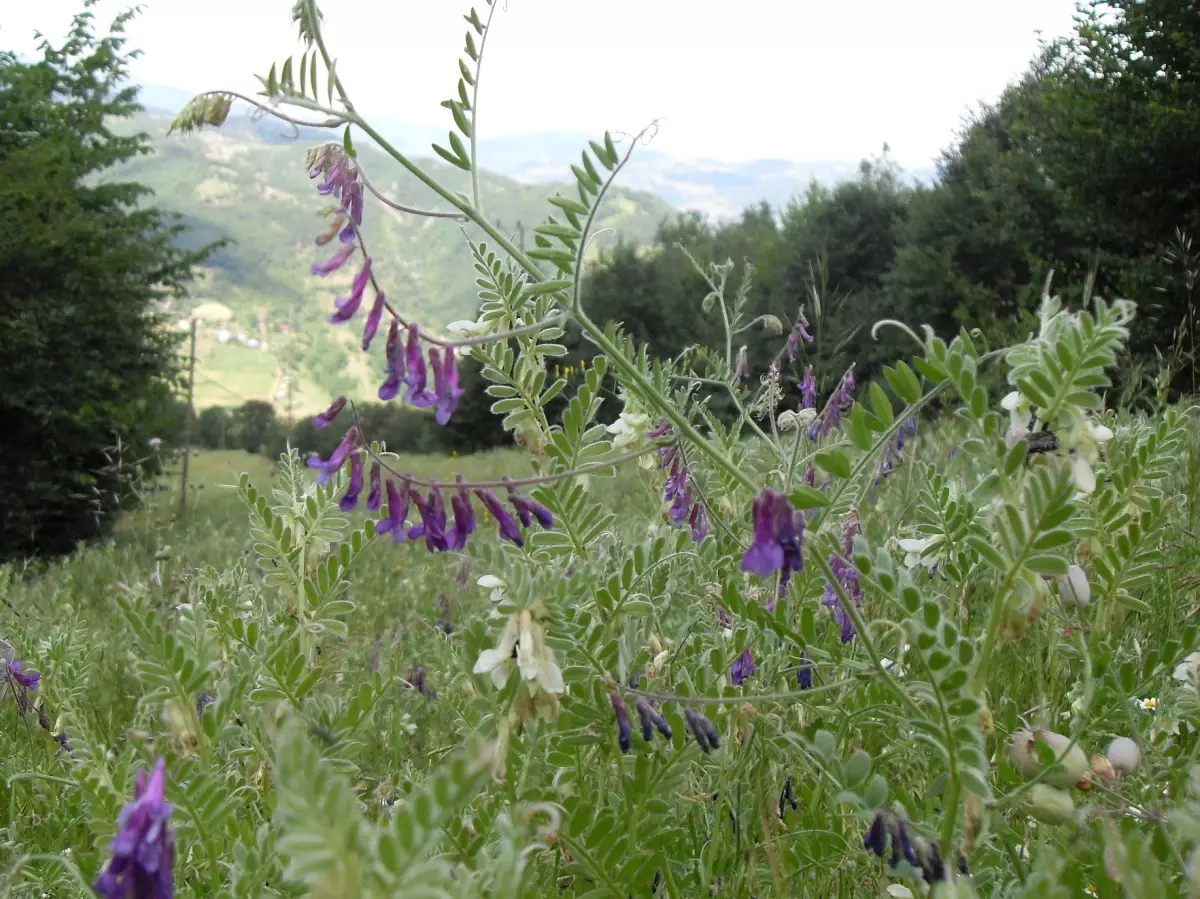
[1106,736,1140,776]
[1058,564,1091,609]
[1005,729,1090,788]
[1023,784,1075,825]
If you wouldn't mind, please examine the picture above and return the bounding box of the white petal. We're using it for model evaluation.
[473,648,508,675]
[489,665,511,689]
[1090,423,1114,442]
[477,575,505,590]
[1072,457,1097,493]
[1173,651,1200,682]
[536,653,565,694]
[1001,391,1022,411]
[898,537,931,553]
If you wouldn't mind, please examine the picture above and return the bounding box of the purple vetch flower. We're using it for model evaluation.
[799,366,817,410]
[689,502,709,543]
[307,427,359,486]
[311,242,355,277]
[411,488,449,552]
[742,490,785,578]
[379,320,405,401]
[338,452,364,511]
[329,258,373,324]
[803,463,817,487]
[435,594,454,634]
[92,757,175,899]
[741,489,805,589]
[717,606,732,630]
[730,649,756,686]
[195,693,214,719]
[313,396,346,429]
[506,486,553,530]
[786,331,800,363]
[634,698,672,742]
[864,809,889,857]
[475,489,524,546]
[816,511,864,643]
[362,291,386,351]
[366,462,382,511]
[8,659,40,691]
[404,666,436,699]
[810,365,856,439]
[875,416,919,484]
[448,484,476,551]
[375,478,412,543]
[797,653,813,690]
[668,485,690,526]
[609,692,632,753]
[683,709,720,752]
[309,145,364,228]
[432,347,464,425]
[403,324,436,408]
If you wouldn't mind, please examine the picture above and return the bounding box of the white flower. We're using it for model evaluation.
[1136,696,1157,711]
[472,615,521,689]
[1058,564,1091,609]
[1067,419,1114,494]
[515,610,564,695]
[606,411,650,450]
[1172,651,1200,683]
[898,535,942,569]
[472,610,565,697]
[1001,391,1032,434]
[446,318,487,337]
[477,575,506,604]
[148,437,162,449]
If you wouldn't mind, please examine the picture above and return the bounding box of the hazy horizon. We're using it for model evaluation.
[4,0,1080,169]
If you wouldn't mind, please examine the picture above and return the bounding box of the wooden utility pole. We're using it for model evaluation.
[178,318,197,517]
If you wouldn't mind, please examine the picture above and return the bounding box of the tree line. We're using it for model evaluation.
[3,0,1196,561]
[567,0,1200,409]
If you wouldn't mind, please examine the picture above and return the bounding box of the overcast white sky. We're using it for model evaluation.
[4,0,1079,167]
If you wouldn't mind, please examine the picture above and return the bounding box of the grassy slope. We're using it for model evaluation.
[110,112,677,412]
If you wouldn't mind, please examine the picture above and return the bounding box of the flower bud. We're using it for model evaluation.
[758,314,784,335]
[1022,784,1075,824]
[1090,754,1118,784]
[1106,736,1140,776]
[1058,564,1091,609]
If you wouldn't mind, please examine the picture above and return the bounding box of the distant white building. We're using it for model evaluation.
[217,329,232,343]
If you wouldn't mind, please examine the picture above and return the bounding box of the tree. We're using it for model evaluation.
[231,401,283,455]
[0,4,215,561]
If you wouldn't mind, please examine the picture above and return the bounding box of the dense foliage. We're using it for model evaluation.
[0,7,212,562]
[3,2,1200,899]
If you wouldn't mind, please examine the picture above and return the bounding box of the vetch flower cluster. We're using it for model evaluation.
[684,708,721,753]
[785,310,814,363]
[650,422,709,543]
[863,808,948,884]
[875,417,919,485]
[821,507,863,643]
[806,365,856,440]
[304,433,556,553]
[93,757,175,899]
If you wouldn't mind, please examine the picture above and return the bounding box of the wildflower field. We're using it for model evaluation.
[5,1,1200,897]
